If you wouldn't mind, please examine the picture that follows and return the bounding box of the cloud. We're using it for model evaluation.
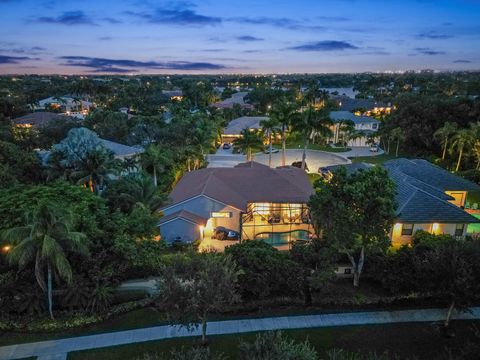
[0,45,46,55]
[287,40,359,51]
[414,47,446,55]
[453,59,471,63]
[0,55,33,64]
[59,56,227,72]
[38,11,96,25]
[98,36,112,41]
[236,35,264,42]
[102,17,122,24]
[229,16,325,31]
[416,31,453,39]
[125,3,221,26]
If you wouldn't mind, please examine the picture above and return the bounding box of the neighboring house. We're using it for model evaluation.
[222,116,269,143]
[212,92,253,110]
[162,89,183,101]
[331,95,391,115]
[99,139,144,160]
[158,162,314,246]
[34,96,93,113]
[323,160,480,247]
[13,112,76,128]
[329,111,380,147]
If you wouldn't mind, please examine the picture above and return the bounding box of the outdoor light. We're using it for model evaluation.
[2,245,11,253]
[432,223,440,234]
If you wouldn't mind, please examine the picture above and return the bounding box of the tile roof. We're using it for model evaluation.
[100,139,144,157]
[329,111,380,125]
[331,95,389,112]
[212,92,254,109]
[13,112,74,128]
[223,116,269,135]
[158,210,207,225]
[384,158,480,192]
[389,168,479,224]
[165,161,314,211]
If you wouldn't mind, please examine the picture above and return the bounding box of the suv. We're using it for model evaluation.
[222,143,231,150]
[212,226,239,240]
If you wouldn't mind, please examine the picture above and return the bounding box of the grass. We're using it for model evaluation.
[349,153,400,165]
[67,320,480,360]
[467,214,480,234]
[273,138,351,153]
[307,173,321,185]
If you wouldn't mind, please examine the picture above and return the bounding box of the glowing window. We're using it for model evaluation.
[401,224,414,236]
[211,212,232,218]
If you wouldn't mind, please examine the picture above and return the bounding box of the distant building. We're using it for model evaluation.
[331,95,391,115]
[162,89,183,101]
[222,116,268,143]
[212,91,253,110]
[329,111,380,147]
[34,96,93,113]
[13,112,76,128]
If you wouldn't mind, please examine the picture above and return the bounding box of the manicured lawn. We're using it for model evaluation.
[273,138,351,153]
[68,320,480,360]
[468,214,480,234]
[307,173,321,185]
[349,153,400,165]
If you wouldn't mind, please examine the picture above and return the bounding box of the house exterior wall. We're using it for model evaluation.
[159,218,201,244]
[391,222,467,246]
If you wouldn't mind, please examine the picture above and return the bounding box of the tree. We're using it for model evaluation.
[71,149,118,193]
[309,167,396,287]
[469,122,480,170]
[270,100,300,166]
[260,117,279,168]
[293,106,333,170]
[4,201,88,319]
[157,253,240,344]
[84,110,130,143]
[451,128,474,171]
[233,128,264,161]
[415,241,479,331]
[434,122,458,160]
[141,144,172,187]
[238,331,317,360]
[390,127,405,158]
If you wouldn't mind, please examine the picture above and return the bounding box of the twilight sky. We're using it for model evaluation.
[0,0,480,74]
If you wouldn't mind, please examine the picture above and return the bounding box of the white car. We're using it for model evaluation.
[369,145,379,152]
[264,148,280,154]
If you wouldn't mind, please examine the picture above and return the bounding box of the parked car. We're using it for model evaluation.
[222,143,231,150]
[369,144,379,152]
[291,161,309,172]
[264,148,280,154]
[212,226,240,240]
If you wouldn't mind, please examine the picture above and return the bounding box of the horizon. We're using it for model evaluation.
[1,0,480,75]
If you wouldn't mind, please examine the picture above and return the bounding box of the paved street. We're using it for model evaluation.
[2,307,479,360]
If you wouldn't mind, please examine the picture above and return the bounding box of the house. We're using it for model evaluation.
[34,96,93,113]
[331,95,391,115]
[158,162,314,249]
[323,160,480,247]
[212,92,254,110]
[99,138,144,160]
[13,112,76,128]
[329,111,380,147]
[162,90,183,101]
[222,116,269,144]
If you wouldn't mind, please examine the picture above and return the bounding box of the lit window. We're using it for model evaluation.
[211,212,232,218]
[401,224,414,236]
[254,203,271,215]
[455,224,465,236]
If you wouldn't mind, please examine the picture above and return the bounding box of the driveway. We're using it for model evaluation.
[207,149,350,173]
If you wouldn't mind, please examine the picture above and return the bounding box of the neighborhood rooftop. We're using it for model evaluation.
[165,161,313,212]
[13,112,74,127]
[223,116,269,135]
[100,138,144,158]
[329,111,380,125]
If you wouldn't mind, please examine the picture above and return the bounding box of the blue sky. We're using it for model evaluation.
[0,0,479,74]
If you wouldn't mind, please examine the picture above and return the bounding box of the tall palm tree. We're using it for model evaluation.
[470,122,480,170]
[119,173,165,213]
[260,117,279,168]
[269,100,300,166]
[293,107,333,170]
[434,122,458,160]
[5,202,88,319]
[141,144,170,187]
[390,127,405,158]
[233,129,264,161]
[450,128,474,172]
[71,149,118,193]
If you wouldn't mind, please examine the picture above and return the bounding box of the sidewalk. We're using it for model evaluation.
[1,307,479,360]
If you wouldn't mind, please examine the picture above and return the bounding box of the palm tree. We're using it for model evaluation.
[293,106,333,170]
[260,117,279,168]
[5,202,88,319]
[269,100,300,166]
[390,127,405,158]
[119,173,165,212]
[233,129,264,161]
[71,149,118,193]
[470,122,480,170]
[141,144,170,187]
[450,129,474,172]
[434,122,458,160]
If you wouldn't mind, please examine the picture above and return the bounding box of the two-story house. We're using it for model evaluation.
[329,111,380,147]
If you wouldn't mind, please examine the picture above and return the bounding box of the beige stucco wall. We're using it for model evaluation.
[391,222,467,247]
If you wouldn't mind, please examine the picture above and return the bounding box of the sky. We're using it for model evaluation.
[0,0,480,74]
